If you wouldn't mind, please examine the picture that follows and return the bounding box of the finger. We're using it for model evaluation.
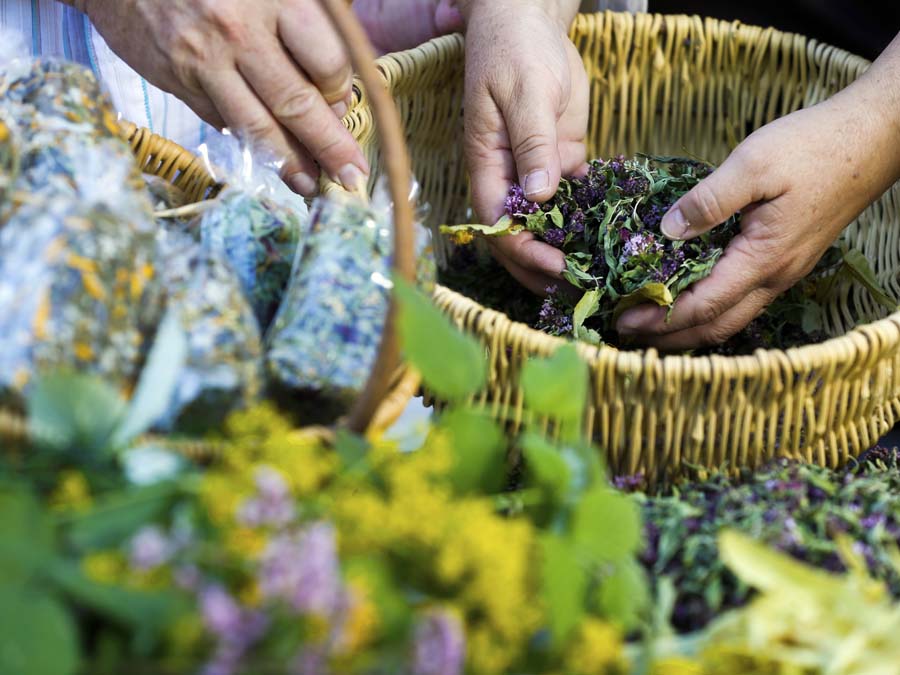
[660,146,768,241]
[616,232,769,336]
[488,231,566,278]
[198,69,320,195]
[177,91,226,130]
[560,140,587,178]
[435,0,465,33]
[278,5,353,111]
[636,288,774,351]
[235,42,368,189]
[465,90,518,224]
[489,242,560,296]
[505,77,562,203]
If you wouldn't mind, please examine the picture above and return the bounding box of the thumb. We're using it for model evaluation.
[506,93,562,203]
[661,151,759,241]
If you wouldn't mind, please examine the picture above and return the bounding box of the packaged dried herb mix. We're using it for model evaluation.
[0,56,163,399]
[267,179,434,404]
[152,229,264,431]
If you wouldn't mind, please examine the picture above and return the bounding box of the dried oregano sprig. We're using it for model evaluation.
[444,155,740,344]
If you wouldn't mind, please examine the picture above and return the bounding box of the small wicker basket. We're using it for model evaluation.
[346,12,900,484]
[0,0,420,459]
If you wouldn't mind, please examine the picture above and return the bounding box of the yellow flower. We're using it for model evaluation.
[650,657,705,675]
[338,579,380,654]
[199,473,248,526]
[82,551,126,585]
[49,470,92,512]
[224,526,268,560]
[563,619,627,675]
[239,580,262,608]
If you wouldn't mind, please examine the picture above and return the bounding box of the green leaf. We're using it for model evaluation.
[0,483,54,585]
[573,289,602,339]
[612,282,674,323]
[438,408,507,495]
[47,559,184,632]
[0,589,78,675]
[521,345,588,423]
[801,301,825,334]
[27,373,127,454]
[112,310,187,447]
[540,534,587,646]
[572,487,643,564]
[525,211,550,235]
[841,246,898,311]
[439,216,521,237]
[61,481,181,552]
[521,433,571,499]
[547,205,564,229]
[343,555,412,642]
[596,560,650,631]
[394,277,486,401]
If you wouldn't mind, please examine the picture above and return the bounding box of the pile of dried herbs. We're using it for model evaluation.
[623,451,900,633]
[442,155,896,353]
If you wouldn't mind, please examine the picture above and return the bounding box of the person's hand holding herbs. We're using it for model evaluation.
[617,32,900,349]
[66,0,370,197]
[459,0,589,294]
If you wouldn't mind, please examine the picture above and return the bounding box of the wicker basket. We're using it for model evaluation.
[0,0,420,459]
[345,12,900,483]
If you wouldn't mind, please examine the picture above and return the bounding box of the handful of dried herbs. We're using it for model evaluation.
[442,155,896,351]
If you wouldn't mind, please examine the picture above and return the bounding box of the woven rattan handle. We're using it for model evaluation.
[317,0,417,433]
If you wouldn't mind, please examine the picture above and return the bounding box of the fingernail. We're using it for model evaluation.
[661,207,689,240]
[288,172,317,196]
[331,100,348,118]
[337,164,367,192]
[523,170,550,197]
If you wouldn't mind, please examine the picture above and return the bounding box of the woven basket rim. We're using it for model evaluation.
[375,15,899,376]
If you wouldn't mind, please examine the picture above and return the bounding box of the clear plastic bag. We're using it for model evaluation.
[266,178,435,405]
[152,229,264,431]
[193,131,309,329]
[0,57,163,400]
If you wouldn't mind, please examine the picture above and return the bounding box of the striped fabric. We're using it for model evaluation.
[0,0,214,151]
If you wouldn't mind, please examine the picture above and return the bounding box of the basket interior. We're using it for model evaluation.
[348,12,900,339]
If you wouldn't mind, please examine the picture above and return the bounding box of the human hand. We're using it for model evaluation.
[460,0,587,294]
[352,0,463,55]
[81,0,369,196]
[616,82,900,349]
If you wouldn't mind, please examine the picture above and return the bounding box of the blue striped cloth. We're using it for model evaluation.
[1,0,214,151]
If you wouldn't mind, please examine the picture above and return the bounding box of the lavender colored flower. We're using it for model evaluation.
[292,646,330,675]
[620,232,661,263]
[175,564,201,591]
[412,610,466,675]
[238,465,296,528]
[129,525,174,571]
[617,176,649,197]
[536,287,573,336]
[201,584,245,638]
[541,227,566,248]
[567,209,585,235]
[259,522,342,616]
[503,184,540,217]
[199,584,269,675]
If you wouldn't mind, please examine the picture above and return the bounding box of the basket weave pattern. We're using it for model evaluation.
[347,12,900,482]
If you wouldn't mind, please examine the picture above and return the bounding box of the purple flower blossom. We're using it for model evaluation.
[201,584,245,638]
[567,209,585,235]
[130,525,174,571]
[238,466,296,528]
[504,184,540,217]
[542,227,566,248]
[292,646,329,675]
[175,564,201,591]
[620,232,662,263]
[617,176,649,196]
[536,287,573,336]
[199,584,269,675]
[412,610,466,675]
[259,522,342,616]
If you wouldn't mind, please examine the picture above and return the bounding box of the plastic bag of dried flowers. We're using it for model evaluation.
[151,229,264,431]
[0,54,164,400]
[266,178,434,405]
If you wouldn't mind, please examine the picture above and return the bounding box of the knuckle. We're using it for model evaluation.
[197,0,248,45]
[693,296,726,326]
[688,182,728,226]
[512,132,553,161]
[241,114,276,139]
[272,86,319,123]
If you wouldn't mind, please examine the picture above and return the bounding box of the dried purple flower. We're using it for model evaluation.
[412,610,466,675]
[541,227,566,248]
[259,522,342,616]
[536,287,574,336]
[504,184,540,217]
[238,466,296,528]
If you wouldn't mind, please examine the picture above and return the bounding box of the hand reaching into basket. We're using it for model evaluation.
[74,0,369,197]
[460,0,588,294]
[616,32,900,350]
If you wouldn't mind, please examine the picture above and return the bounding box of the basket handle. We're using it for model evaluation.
[317,0,417,433]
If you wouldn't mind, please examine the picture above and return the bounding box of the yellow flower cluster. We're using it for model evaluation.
[49,470,92,512]
[563,620,628,675]
[332,431,542,674]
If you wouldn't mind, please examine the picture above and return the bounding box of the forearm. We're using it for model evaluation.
[458,0,580,29]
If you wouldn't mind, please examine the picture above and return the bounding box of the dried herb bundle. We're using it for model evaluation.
[442,155,896,352]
